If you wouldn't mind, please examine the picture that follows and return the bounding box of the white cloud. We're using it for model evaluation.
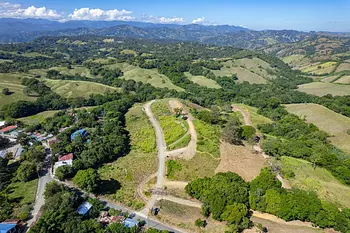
[192,17,205,24]
[68,8,134,21]
[140,14,185,24]
[0,2,61,19]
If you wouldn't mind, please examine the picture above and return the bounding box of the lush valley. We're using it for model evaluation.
[0,23,349,233]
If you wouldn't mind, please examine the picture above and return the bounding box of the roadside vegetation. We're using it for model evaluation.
[98,104,157,209]
[151,99,189,146]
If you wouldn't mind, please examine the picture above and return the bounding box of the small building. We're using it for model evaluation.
[59,153,73,162]
[123,218,139,228]
[53,153,73,175]
[71,129,88,141]
[0,126,17,134]
[77,202,93,216]
[0,223,17,233]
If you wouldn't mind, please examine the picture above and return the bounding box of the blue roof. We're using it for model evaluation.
[71,129,88,140]
[77,202,92,215]
[0,223,16,233]
[123,218,139,228]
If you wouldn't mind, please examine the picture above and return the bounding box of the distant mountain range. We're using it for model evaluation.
[0,18,349,49]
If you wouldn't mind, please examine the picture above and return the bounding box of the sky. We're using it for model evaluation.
[1,0,350,32]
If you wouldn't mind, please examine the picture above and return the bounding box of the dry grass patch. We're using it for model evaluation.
[297,82,350,96]
[171,153,220,181]
[0,73,37,106]
[44,79,120,98]
[212,60,268,84]
[155,200,228,233]
[106,62,184,91]
[335,62,350,73]
[184,72,221,89]
[321,75,340,83]
[280,156,350,208]
[302,61,337,75]
[285,103,350,154]
[334,75,350,84]
[216,142,266,181]
[19,110,59,124]
[245,216,324,233]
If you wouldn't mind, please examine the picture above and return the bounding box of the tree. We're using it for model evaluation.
[195,218,207,228]
[0,157,11,191]
[0,136,10,149]
[221,202,250,230]
[44,181,65,199]
[16,161,37,182]
[55,165,74,181]
[16,133,30,146]
[2,88,10,95]
[241,126,256,141]
[72,168,100,193]
[222,119,243,145]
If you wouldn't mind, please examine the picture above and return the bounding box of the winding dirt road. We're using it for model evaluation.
[166,100,197,160]
[144,100,167,190]
[231,104,291,189]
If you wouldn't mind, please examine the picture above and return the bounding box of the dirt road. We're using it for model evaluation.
[166,100,197,159]
[144,100,167,189]
[231,104,291,189]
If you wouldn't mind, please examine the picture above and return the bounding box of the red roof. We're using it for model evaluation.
[0,125,17,133]
[59,153,73,161]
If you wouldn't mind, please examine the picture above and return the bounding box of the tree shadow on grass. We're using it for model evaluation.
[96,178,121,195]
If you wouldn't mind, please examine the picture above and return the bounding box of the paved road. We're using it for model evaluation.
[27,152,53,226]
[143,100,167,189]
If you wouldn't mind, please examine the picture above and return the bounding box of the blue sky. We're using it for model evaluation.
[2,0,350,32]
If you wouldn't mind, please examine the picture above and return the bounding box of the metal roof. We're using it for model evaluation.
[77,202,93,215]
[123,218,139,228]
[0,223,16,233]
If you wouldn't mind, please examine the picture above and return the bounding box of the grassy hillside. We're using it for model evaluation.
[280,156,350,208]
[212,60,268,84]
[44,79,120,98]
[234,103,273,128]
[297,82,350,96]
[19,110,59,125]
[0,73,37,106]
[184,72,221,89]
[106,62,184,92]
[285,103,350,154]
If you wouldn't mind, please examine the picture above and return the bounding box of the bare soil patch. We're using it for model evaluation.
[216,142,266,181]
[155,200,227,233]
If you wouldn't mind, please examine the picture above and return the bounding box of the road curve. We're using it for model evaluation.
[143,100,167,189]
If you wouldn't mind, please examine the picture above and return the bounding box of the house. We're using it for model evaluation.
[53,153,73,175]
[123,218,139,228]
[77,202,93,216]
[0,223,17,233]
[0,126,17,134]
[59,153,73,162]
[71,129,88,141]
